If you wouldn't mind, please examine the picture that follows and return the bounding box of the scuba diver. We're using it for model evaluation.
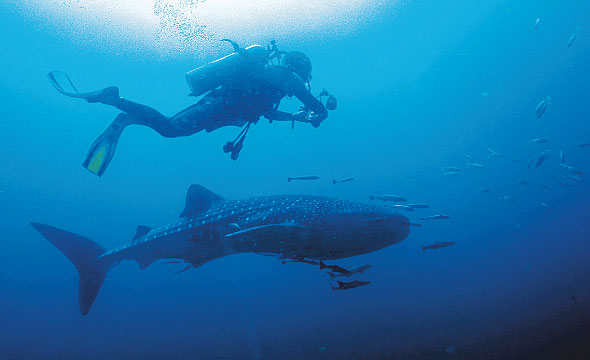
[48,39,337,177]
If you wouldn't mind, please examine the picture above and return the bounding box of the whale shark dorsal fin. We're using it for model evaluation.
[133,225,152,240]
[180,184,225,217]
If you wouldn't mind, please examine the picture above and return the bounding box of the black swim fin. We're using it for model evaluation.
[48,71,120,105]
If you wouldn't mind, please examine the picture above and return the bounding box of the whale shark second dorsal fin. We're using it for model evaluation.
[180,184,225,217]
[133,225,152,240]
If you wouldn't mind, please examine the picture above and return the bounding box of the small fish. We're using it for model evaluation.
[328,265,371,279]
[486,147,504,159]
[442,166,460,173]
[566,166,583,176]
[444,171,460,176]
[410,223,423,228]
[331,280,371,290]
[566,174,583,182]
[536,96,551,118]
[567,32,576,48]
[536,183,549,189]
[369,195,407,202]
[534,17,541,30]
[537,202,549,209]
[516,180,529,186]
[465,155,484,169]
[529,138,548,144]
[535,150,551,167]
[282,256,320,266]
[392,204,415,212]
[319,261,351,275]
[421,241,456,251]
[577,142,590,148]
[468,163,485,169]
[332,177,354,185]
[420,215,450,220]
[406,204,430,209]
[559,150,566,167]
[499,195,516,202]
[475,187,492,193]
[287,176,320,182]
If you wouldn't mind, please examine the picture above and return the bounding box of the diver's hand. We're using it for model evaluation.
[292,111,311,123]
[309,113,322,128]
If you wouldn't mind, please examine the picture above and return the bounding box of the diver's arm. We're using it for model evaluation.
[264,109,312,123]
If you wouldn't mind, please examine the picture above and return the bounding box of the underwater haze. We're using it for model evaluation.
[1,0,590,359]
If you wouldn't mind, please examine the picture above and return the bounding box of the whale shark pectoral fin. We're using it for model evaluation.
[225,223,309,238]
[180,184,225,217]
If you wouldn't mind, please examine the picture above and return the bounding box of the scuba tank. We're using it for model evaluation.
[185,44,268,97]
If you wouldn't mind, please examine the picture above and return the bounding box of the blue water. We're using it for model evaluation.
[1,0,589,359]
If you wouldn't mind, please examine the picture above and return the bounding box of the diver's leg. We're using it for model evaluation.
[86,88,184,138]
[82,113,131,176]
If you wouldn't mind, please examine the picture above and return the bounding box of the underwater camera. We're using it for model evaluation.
[319,89,337,110]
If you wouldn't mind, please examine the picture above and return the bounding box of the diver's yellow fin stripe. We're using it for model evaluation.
[86,146,107,175]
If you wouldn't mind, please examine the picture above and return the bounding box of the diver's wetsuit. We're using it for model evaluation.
[83,65,328,176]
[114,66,325,137]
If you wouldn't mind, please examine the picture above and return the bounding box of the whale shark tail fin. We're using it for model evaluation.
[30,222,113,315]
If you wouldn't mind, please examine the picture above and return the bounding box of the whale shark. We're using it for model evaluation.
[31,184,410,315]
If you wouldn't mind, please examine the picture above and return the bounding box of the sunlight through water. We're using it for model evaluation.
[21,0,395,55]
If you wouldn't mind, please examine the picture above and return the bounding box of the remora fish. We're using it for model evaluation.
[369,195,407,202]
[287,176,320,182]
[420,215,450,220]
[331,280,371,290]
[406,204,430,209]
[328,264,372,279]
[392,204,414,212]
[422,241,456,251]
[332,177,354,185]
[319,261,350,274]
[31,184,410,315]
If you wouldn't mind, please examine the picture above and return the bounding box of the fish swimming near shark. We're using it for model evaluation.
[332,280,371,290]
[287,176,320,182]
[369,195,407,202]
[332,178,354,185]
[327,264,372,279]
[421,241,456,251]
[31,184,410,315]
